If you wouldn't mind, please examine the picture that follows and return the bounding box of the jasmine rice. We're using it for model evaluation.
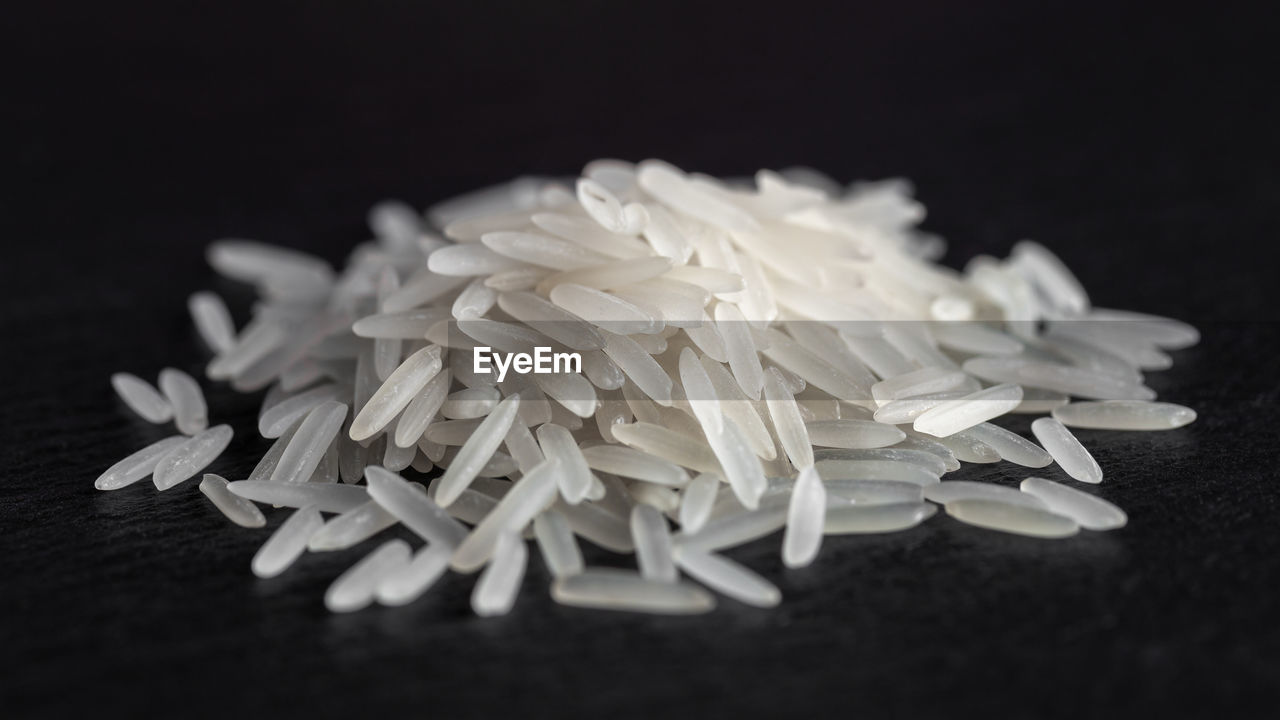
[94,159,1197,616]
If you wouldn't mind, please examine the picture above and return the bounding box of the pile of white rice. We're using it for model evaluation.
[97,159,1198,615]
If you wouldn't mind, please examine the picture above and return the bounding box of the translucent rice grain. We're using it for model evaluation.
[349,346,442,442]
[309,500,399,551]
[945,499,1080,538]
[963,423,1053,468]
[813,459,940,486]
[581,350,625,390]
[533,509,584,578]
[111,373,175,424]
[551,570,715,614]
[870,366,967,405]
[496,291,606,351]
[1019,477,1128,530]
[441,386,502,420]
[251,505,323,578]
[805,419,906,449]
[531,212,651,259]
[762,367,813,470]
[382,271,470,312]
[427,243,527,277]
[258,383,345,438]
[152,424,234,490]
[538,256,673,294]
[674,504,788,553]
[758,329,870,402]
[365,466,468,546]
[912,383,1023,437]
[452,279,498,320]
[158,368,208,435]
[1051,401,1197,431]
[394,369,451,447]
[471,531,528,617]
[536,423,595,504]
[382,436,416,472]
[705,417,768,510]
[824,502,937,534]
[199,474,266,528]
[188,291,237,354]
[964,357,1154,401]
[326,539,412,613]
[679,347,723,435]
[482,231,610,271]
[699,356,776,459]
[637,162,761,234]
[207,320,287,381]
[270,401,348,484]
[451,459,559,572]
[678,473,721,534]
[932,428,1001,464]
[1010,387,1071,414]
[672,547,781,607]
[1010,240,1090,317]
[95,435,187,490]
[1085,307,1200,349]
[823,480,925,506]
[1031,418,1103,484]
[631,505,678,582]
[815,447,948,476]
[557,499,635,553]
[923,481,1047,509]
[783,466,825,568]
[550,283,662,335]
[228,479,369,513]
[599,332,673,404]
[532,371,597,419]
[892,434,961,471]
[576,178,629,233]
[580,445,690,487]
[376,544,452,606]
[931,322,1023,356]
[352,308,452,339]
[715,303,764,400]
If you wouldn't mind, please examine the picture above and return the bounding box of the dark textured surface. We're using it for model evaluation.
[3,2,1279,717]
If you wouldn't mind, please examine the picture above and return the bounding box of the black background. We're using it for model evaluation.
[4,1,1279,717]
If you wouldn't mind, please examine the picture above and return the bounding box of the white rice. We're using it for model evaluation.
[1031,417,1104,484]
[326,539,412,613]
[471,531,528,617]
[672,546,781,608]
[1019,477,1128,530]
[95,435,187,490]
[270,401,348,484]
[365,466,467,547]
[152,424,233,490]
[1051,400,1197,430]
[111,372,175,423]
[630,504,678,582]
[376,544,452,607]
[824,502,937,534]
[228,479,368,513]
[944,499,1080,538]
[782,465,825,568]
[96,159,1198,618]
[913,383,1024,437]
[251,505,323,578]
[551,569,715,614]
[158,368,208,435]
[922,480,1047,510]
[199,473,266,528]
